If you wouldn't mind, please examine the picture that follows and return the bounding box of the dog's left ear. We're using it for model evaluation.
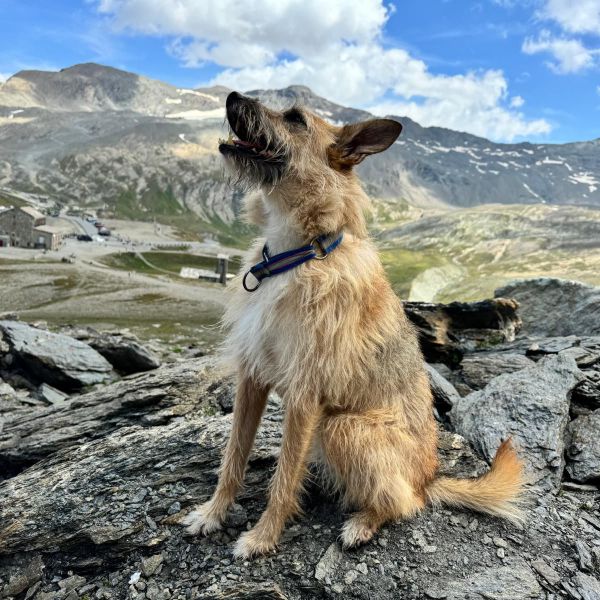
[331,119,402,168]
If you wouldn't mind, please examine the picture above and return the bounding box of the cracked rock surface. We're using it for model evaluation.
[1,287,599,599]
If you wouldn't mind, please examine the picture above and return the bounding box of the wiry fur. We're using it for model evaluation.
[184,92,525,558]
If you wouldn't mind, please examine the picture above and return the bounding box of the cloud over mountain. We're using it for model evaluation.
[94,0,551,142]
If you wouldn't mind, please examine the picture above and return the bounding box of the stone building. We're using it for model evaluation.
[0,206,62,250]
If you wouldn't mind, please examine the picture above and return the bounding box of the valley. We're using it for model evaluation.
[1,63,599,347]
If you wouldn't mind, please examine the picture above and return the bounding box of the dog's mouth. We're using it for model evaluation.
[219,133,275,161]
[219,91,286,184]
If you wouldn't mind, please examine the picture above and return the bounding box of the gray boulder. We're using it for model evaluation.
[0,320,113,391]
[430,558,542,600]
[61,326,161,374]
[573,364,600,409]
[36,383,68,406]
[0,380,16,401]
[0,357,232,471]
[566,410,600,483]
[404,298,521,366]
[450,353,582,489]
[425,362,460,413]
[460,352,535,390]
[495,278,600,337]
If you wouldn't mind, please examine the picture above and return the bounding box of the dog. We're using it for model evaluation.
[183,91,524,559]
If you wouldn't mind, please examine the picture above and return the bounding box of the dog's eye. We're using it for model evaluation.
[283,109,306,127]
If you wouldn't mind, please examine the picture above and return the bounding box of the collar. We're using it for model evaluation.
[242,233,344,292]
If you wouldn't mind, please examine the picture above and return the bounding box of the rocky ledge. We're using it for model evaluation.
[0,277,599,600]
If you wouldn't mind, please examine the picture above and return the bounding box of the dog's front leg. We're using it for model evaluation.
[184,372,269,535]
[233,401,321,559]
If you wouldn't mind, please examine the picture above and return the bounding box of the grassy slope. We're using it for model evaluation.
[0,194,26,208]
[112,184,255,249]
[100,251,242,276]
[379,248,445,299]
[379,204,600,302]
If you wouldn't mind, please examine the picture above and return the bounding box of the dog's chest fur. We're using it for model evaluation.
[226,268,296,386]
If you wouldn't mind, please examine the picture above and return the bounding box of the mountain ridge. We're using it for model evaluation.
[1,62,599,224]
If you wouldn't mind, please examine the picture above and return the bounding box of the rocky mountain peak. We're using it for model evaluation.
[0,62,599,215]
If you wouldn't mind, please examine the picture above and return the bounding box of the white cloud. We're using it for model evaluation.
[95,0,551,141]
[523,30,598,73]
[522,1,600,74]
[538,0,600,35]
[98,0,388,67]
[510,95,525,107]
[0,73,9,83]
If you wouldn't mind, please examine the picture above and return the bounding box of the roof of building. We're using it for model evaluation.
[19,206,45,220]
[33,225,61,235]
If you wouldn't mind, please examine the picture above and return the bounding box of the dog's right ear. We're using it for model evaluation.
[329,119,402,170]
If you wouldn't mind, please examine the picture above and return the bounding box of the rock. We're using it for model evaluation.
[495,278,600,337]
[37,382,69,406]
[129,571,142,585]
[425,362,460,414]
[451,354,582,488]
[1,345,599,599]
[167,501,181,515]
[0,380,17,401]
[0,320,113,391]
[58,574,86,591]
[459,352,535,390]
[0,357,232,472]
[575,540,594,572]
[566,410,600,483]
[574,572,600,600]
[141,554,164,577]
[62,326,161,375]
[0,555,44,597]
[314,543,342,582]
[531,558,561,586]
[436,430,488,479]
[0,414,281,554]
[440,558,541,599]
[526,335,580,357]
[574,365,600,409]
[404,298,521,366]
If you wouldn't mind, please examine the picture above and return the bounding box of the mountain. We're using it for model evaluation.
[1,62,599,233]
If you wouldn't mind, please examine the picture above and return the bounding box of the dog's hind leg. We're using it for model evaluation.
[320,409,436,548]
[233,401,322,558]
[184,372,269,536]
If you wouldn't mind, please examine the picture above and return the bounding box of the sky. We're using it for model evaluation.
[0,0,599,143]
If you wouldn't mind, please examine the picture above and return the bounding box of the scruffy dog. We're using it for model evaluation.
[183,91,524,559]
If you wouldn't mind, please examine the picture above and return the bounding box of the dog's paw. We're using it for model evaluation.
[340,515,376,548]
[233,528,278,559]
[182,501,224,536]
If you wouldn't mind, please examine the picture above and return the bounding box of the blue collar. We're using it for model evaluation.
[242,233,344,292]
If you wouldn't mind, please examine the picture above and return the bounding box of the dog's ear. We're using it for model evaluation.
[330,119,402,169]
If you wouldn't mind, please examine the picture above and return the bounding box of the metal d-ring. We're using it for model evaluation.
[242,270,261,292]
[311,237,328,260]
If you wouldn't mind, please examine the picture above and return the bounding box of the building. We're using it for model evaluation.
[0,206,62,250]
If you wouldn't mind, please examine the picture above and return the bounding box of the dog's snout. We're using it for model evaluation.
[225,91,242,110]
[226,91,254,111]
[225,91,259,143]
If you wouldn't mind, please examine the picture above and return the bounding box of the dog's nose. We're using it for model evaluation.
[227,91,246,109]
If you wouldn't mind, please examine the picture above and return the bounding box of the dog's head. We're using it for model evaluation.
[219,91,401,237]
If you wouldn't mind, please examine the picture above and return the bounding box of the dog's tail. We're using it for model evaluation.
[425,439,525,524]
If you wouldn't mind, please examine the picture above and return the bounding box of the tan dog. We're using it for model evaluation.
[183,92,524,559]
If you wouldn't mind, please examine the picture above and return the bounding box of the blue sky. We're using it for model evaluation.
[1,0,599,143]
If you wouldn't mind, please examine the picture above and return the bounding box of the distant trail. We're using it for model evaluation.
[134,251,176,276]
